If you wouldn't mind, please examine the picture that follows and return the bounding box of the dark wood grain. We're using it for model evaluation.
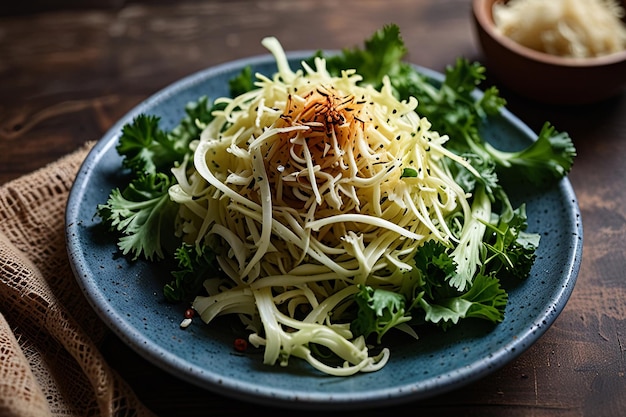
[2,1,625,416]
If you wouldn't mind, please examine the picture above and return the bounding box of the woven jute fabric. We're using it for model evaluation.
[0,142,155,417]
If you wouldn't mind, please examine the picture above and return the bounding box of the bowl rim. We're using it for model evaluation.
[472,0,626,68]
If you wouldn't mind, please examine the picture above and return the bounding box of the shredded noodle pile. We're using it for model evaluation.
[168,37,474,375]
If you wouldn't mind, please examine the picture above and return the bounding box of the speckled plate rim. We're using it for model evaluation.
[66,51,583,410]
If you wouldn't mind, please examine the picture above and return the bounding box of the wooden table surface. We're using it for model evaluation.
[1,1,625,416]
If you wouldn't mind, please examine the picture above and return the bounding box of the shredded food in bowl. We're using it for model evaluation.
[493,0,626,58]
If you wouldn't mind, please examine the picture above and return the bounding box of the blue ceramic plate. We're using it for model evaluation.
[66,53,583,410]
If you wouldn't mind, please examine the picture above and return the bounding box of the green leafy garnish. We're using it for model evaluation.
[351,285,411,343]
[419,274,508,329]
[164,244,218,303]
[97,95,219,261]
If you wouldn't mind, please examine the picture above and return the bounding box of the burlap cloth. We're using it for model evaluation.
[0,142,156,417]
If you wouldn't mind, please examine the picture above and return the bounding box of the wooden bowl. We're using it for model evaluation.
[472,0,626,104]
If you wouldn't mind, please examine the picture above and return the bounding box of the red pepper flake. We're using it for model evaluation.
[233,338,248,352]
[184,308,195,319]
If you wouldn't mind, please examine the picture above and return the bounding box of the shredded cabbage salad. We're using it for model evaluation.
[97,25,576,376]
